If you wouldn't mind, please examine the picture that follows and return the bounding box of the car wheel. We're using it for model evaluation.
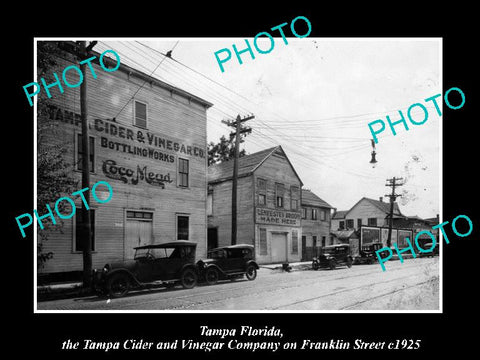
[107,273,130,298]
[181,268,198,289]
[245,265,257,281]
[346,258,353,268]
[205,268,219,285]
[329,260,336,270]
[312,261,319,271]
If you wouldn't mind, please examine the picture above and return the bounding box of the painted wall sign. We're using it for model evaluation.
[255,207,301,226]
[44,104,205,159]
[102,159,173,188]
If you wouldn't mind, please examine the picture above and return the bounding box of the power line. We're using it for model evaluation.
[112,41,179,120]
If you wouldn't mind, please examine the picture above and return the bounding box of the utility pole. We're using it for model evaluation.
[222,114,254,245]
[78,41,95,288]
[385,177,404,248]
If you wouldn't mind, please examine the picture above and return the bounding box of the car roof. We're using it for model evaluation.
[134,241,197,249]
[362,242,383,246]
[324,244,350,248]
[208,244,254,251]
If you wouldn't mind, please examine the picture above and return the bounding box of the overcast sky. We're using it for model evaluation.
[95,38,441,219]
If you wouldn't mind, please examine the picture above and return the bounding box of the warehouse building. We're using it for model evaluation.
[207,146,303,264]
[37,42,212,277]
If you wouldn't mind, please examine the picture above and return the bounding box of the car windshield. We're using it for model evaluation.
[134,247,179,260]
[322,248,337,254]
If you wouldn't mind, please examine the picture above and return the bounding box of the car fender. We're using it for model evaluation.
[106,269,141,286]
[245,260,259,270]
[180,263,198,275]
[203,263,228,276]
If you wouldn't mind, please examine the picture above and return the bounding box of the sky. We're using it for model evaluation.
[94,38,441,219]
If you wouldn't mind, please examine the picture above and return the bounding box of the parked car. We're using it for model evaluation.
[354,242,384,264]
[92,241,198,297]
[196,244,259,285]
[417,242,440,257]
[312,244,353,270]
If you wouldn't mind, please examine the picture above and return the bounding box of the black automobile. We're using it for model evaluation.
[312,244,353,270]
[92,241,198,297]
[354,242,384,264]
[196,244,259,285]
[417,241,440,257]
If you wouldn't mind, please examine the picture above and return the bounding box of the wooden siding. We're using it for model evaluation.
[38,52,208,273]
[345,199,389,230]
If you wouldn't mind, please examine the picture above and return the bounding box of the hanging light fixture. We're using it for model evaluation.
[370,139,378,165]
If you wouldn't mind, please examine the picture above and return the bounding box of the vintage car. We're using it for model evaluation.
[312,244,353,270]
[417,242,440,257]
[92,241,198,297]
[354,242,384,264]
[196,244,259,285]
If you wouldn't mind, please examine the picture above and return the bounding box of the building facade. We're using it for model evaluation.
[38,43,212,275]
[300,189,332,261]
[207,146,303,264]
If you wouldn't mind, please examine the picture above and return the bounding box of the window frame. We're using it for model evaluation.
[290,186,299,211]
[339,220,345,230]
[176,213,190,240]
[178,157,189,188]
[291,230,298,254]
[75,133,96,173]
[133,100,148,129]
[368,218,377,226]
[257,178,267,206]
[311,208,318,220]
[275,183,284,208]
[259,228,267,255]
[346,219,354,229]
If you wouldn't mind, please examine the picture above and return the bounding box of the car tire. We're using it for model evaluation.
[107,273,130,298]
[205,268,219,286]
[346,258,353,268]
[245,265,257,281]
[180,268,198,289]
[329,260,336,270]
[312,261,319,271]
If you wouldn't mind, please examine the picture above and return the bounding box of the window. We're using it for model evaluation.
[207,192,213,216]
[302,207,307,219]
[312,235,317,248]
[257,178,266,206]
[126,210,153,220]
[178,158,189,187]
[339,221,345,230]
[346,219,354,229]
[75,209,95,252]
[368,218,377,226]
[134,100,147,128]
[311,209,318,220]
[357,218,362,228]
[290,186,299,210]
[77,134,95,172]
[321,236,326,247]
[320,209,326,221]
[177,215,189,240]
[275,183,284,208]
[259,228,267,255]
[292,230,298,254]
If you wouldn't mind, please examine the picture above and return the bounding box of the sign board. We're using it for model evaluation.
[255,207,301,227]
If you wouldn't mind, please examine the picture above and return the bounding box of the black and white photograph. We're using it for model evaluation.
[33,38,442,312]
[6,5,477,358]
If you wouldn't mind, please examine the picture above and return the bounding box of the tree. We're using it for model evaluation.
[37,41,78,270]
[208,135,246,166]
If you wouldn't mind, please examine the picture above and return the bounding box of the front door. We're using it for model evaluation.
[125,218,153,260]
[271,232,288,263]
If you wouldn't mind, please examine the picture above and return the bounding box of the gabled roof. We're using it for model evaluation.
[301,189,332,208]
[331,230,358,240]
[360,197,403,216]
[208,146,303,185]
[332,210,348,219]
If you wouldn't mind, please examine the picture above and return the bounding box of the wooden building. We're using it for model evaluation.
[300,189,332,261]
[37,42,212,276]
[207,146,303,264]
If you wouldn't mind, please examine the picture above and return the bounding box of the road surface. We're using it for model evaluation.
[37,257,439,311]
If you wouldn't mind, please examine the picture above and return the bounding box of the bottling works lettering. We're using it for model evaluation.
[44,104,205,159]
